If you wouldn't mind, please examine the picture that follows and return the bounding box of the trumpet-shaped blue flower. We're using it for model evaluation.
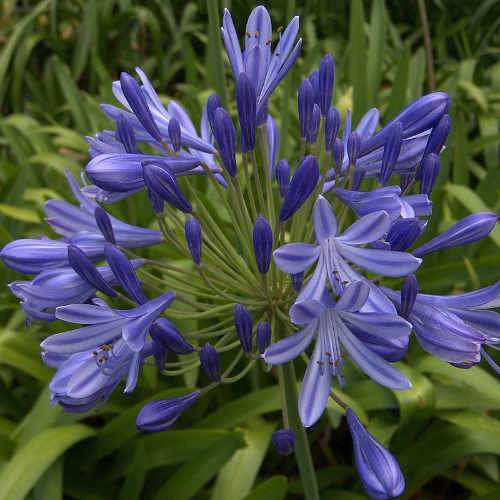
[264,282,411,426]
[221,6,302,120]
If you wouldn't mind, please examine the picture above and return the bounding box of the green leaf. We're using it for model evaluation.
[33,458,63,500]
[366,0,385,109]
[0,424,94,500]
[212,418,275,500]
[0,203,40,223]
[152,432,244,500]
[444,183,500,247]
[72,0,97,80]
[244,476,287,500]
[349,0,367,121]
[118,441,146,500]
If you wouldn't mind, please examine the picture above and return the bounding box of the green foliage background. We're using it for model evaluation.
[0,1,499,498]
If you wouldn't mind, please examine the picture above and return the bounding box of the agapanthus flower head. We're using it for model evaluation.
[136,392,200,432]
[346,408,405,500]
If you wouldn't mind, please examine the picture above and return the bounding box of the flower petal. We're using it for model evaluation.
[313,196,338,241]
[273,243,320,274]
[336,211,391,245]
[334,281,370,312]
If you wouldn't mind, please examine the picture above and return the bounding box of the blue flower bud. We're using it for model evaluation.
[419,153,440,195]
[168,118,182,152]
[352,170,365,191]
[279,155,320,222]
[379,122,403,185]
[120,72,162,143]
[252,215,273,274]
[272,429,295,456]
[200,343,220,382]
[67,244,116,297]
[386,218,423,251]
[423,113,451,157]
[104,243,148,304]
[401,274,418,319]
[332,138,344,169]
[147,187,164,214]
[184,217,202,265]
[325,106,340,151]
[306,103,320,144]
[298,79,314,139]
[236,73,257,152]
[308,70,320,105]
[94,206,116,244]
[115,115,137,153]
[347,131,360,166]
[206,93,222,133]
[256,321,271,354]
[291,271,304,292]
[213,107,237,177]
[347,408,405,500]
[414,212,499,257]
[151,340,167,370]
[150,318,194,354]
[142,162,192,213]
[234,304,253,353]
[276,159,291,198]
[136,392,200,432]
[319,54,334,116]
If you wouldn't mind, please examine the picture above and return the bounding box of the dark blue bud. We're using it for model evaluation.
[67,245,116,297]
[386,218,423,251]
[279,155,320,222]
[94,206,116,244]
[136,392,200,432]
[379,122,403,185]
[308,70,320,105]
[236,73,257,152]
[142,162,192,213]
[150,318,194,354]
[352,170,365,191]
[116,115,137,153]
[120,72,162,143]
[306,103,320,144]
[319,54,334,116]
[272,429,295,456]
[151,340,167,370]
[256,321,271,354]
[213,107,237,177]
[423,113,451,157]
[168,118,182,153]
[252,215,273,274]
[200,343,220,382]
[147,187,164,214]
[346,408,405,500]
[184,217,202,265]
[401,274,418,319]
[420,153,440,195]
[325,106,340,151]
[332,138,344,169]
[256,99,268,126]
[298,79,314,139]
[206,93,222,133]
[104,243,148,304]
[291,271,304,292]
[347,132,361,166]
[234,304,253,353]
[276,159,291,198]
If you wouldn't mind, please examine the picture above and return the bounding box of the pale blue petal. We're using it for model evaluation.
[334,281,370,312]
[313,196,338,241]
[336,211,390,245]
[273,243,320,273]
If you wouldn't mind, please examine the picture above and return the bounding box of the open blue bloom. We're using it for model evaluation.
[383,281,500,369]
[48,338,154,412]
[41,292,175,354]
[346,408,405,500]
[221,6,302,120]
[274,196,421,309]
[8,259,144,322]
[264,282,411,427]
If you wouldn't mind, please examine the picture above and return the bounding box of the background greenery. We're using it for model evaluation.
[0,0,499,498]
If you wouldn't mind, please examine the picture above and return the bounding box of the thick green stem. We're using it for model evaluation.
[277,362,319,500]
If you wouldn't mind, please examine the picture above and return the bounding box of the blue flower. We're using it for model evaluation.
[274,196,421,309]
[346,408,405,500]
[8,259,144,322]
[221,6,302,120]
[41,292,176,354]
[272,429,295,456]
[264,282,411,426]
[383,281,500,369]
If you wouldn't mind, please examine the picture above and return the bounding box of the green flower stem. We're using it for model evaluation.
[277,361,319,500]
